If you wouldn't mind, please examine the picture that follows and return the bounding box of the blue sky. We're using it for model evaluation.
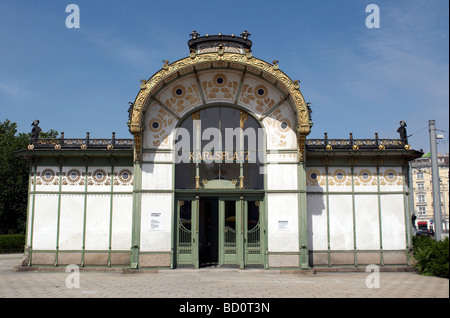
[0,0,448,153]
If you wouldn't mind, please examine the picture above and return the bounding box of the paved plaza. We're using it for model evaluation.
[0,254,448,299]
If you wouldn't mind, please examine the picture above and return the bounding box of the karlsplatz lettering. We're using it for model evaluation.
[188,151,251,162]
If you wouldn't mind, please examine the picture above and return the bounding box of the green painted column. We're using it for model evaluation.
[130,159,142,269]
[297,160,309,269]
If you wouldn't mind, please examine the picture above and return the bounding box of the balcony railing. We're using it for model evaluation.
[28,132,410,151]
[28,132,134,150]
[306,133,408,150]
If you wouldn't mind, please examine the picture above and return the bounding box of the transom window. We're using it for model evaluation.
[175,106,264,189]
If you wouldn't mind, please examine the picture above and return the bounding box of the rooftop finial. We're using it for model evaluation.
[240,30,251,39]
[189,30,200,39]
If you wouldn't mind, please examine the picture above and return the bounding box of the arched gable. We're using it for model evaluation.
[130,52,311,160]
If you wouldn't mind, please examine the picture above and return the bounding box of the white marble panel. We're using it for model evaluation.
[141,163,172,190]
[32,194,59,250]
[140,193,173,252]
[143,152,174,163]
[328,195,354,250]
[267,193,299,252]
[59,194,84,250]
[26,194,34,246]
[239,73,284,117]
[155,75,202,118]
[111,194,133,250]
[307,194,328,251]
[198,70,242,105]
[380,194,406,250]
[355,195,380,250]
[266,164,297,190]
[143,103,177,150]
[85,195,111,250]
[262,103,297,150]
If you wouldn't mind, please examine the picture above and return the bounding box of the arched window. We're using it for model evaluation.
[175,106,264,189]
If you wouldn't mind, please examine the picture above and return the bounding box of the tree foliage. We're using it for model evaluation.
[0,119,58,234]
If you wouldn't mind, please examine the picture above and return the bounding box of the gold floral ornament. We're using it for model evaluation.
[130,51,311,160]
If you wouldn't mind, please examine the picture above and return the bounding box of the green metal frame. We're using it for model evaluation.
[306,155,412,267]
[25,154,134,268]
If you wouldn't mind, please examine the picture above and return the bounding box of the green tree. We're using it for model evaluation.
[0,119,58,234]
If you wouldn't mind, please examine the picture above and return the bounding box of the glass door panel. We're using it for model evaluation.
[219,199,240,266]
[245,201,264,266]
[176,200,198,267]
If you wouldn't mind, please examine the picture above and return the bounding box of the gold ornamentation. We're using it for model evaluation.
[332,169,348,184]
[379,145,385,150]
[191,111,200,120]
[298,134,306,162]
[80,144,87,150]
[273,60,279,70]
[54,144,61,150]
[130,53,309,134]
[140,79,146,89]
[41,168,56,184]
[130,52,310,161]
[326,144,333,150]
[357,169,373,185]
[405,144,411,150]
[307,169,321,185]
[240,111,248,129]
[117,169,133,184]
[27,144,34,150]
[66,169,82,184]
[92,169,107,184]
[352,144,359,150]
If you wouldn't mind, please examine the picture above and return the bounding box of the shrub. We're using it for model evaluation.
[0,234,25,253]
[412,235,449,279]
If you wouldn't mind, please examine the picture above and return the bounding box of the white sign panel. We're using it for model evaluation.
[149,212,164,231]
[278,220,289,230]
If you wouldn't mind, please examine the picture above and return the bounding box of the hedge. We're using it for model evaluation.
[0,234,25,253]
[412,235,449,279]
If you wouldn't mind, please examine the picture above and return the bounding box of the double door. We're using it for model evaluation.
[176,196,264,268]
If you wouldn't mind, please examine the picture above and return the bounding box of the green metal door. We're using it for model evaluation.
[176,199,199,267]
[219,199,242,267]
[244,200,265,266]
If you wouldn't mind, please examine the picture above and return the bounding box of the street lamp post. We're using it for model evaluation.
[429,120,443,241]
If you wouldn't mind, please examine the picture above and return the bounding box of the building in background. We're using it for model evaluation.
[411,153,449,233]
